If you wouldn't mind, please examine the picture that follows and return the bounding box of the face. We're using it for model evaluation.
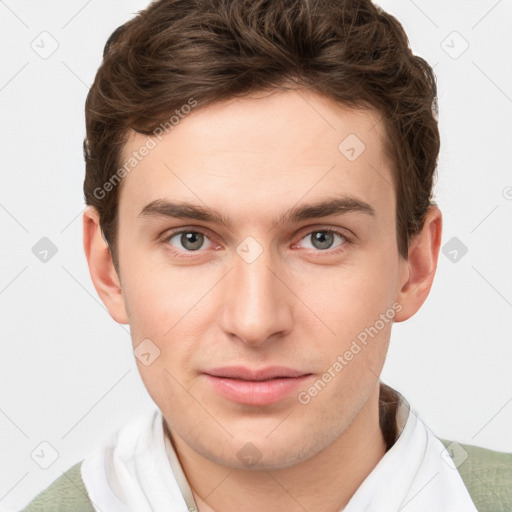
[113,89,409,470]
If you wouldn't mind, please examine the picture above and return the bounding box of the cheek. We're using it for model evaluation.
[301,258,397,337]
[125,274,201,409]
[119,251,210,377]
[293,250,398,396]
[119,240,186,333]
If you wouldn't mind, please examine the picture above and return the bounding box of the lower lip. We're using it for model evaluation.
[204,374,313,406]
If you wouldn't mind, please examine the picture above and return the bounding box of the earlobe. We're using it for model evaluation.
[82,206,129,324]
[394,205,443,323]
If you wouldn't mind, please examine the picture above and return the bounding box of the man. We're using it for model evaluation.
[22,0,511,510]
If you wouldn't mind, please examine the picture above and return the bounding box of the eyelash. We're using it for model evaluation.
[161,227,353,258]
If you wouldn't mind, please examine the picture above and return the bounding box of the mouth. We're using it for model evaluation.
[202,366,314,406]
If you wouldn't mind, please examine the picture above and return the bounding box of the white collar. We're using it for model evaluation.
[80,385,477,512]
[343,388,477,511]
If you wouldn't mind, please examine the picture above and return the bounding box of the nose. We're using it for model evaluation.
[220,239,294,347]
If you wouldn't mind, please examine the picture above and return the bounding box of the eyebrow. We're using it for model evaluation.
[138,195,376,227]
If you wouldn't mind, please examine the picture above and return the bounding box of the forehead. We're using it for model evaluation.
[118,89,395,228]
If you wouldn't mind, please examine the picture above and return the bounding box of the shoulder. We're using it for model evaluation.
[21,461,95,512]
[440,438,512,512]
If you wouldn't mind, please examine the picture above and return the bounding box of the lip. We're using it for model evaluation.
[203,366,313,406]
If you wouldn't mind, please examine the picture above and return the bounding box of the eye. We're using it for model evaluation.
[296,229,348,252]
[162,227,351,258]
[166,230,214,252]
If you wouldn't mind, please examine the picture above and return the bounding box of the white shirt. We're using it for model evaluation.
[80,385,478,512]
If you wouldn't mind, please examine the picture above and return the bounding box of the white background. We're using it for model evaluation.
[1,0,511,509]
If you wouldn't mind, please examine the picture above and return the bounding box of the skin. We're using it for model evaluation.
[83,88,442,512]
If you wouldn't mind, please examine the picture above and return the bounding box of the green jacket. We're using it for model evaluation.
[22,440,512,511]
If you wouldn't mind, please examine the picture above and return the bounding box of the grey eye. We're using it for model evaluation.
[169,231,207,251]
[300,231,344,251]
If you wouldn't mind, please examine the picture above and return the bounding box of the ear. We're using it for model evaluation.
[83,206,129,324]
[394,204,442,323]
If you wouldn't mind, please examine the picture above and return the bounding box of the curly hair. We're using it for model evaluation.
[83,0,440,267]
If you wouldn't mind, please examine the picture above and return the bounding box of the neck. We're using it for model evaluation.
[167,383,390,512]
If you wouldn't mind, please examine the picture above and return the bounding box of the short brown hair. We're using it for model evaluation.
[83,0,440,267]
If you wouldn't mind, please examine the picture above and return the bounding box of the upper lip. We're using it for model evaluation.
[204,366,311,381]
